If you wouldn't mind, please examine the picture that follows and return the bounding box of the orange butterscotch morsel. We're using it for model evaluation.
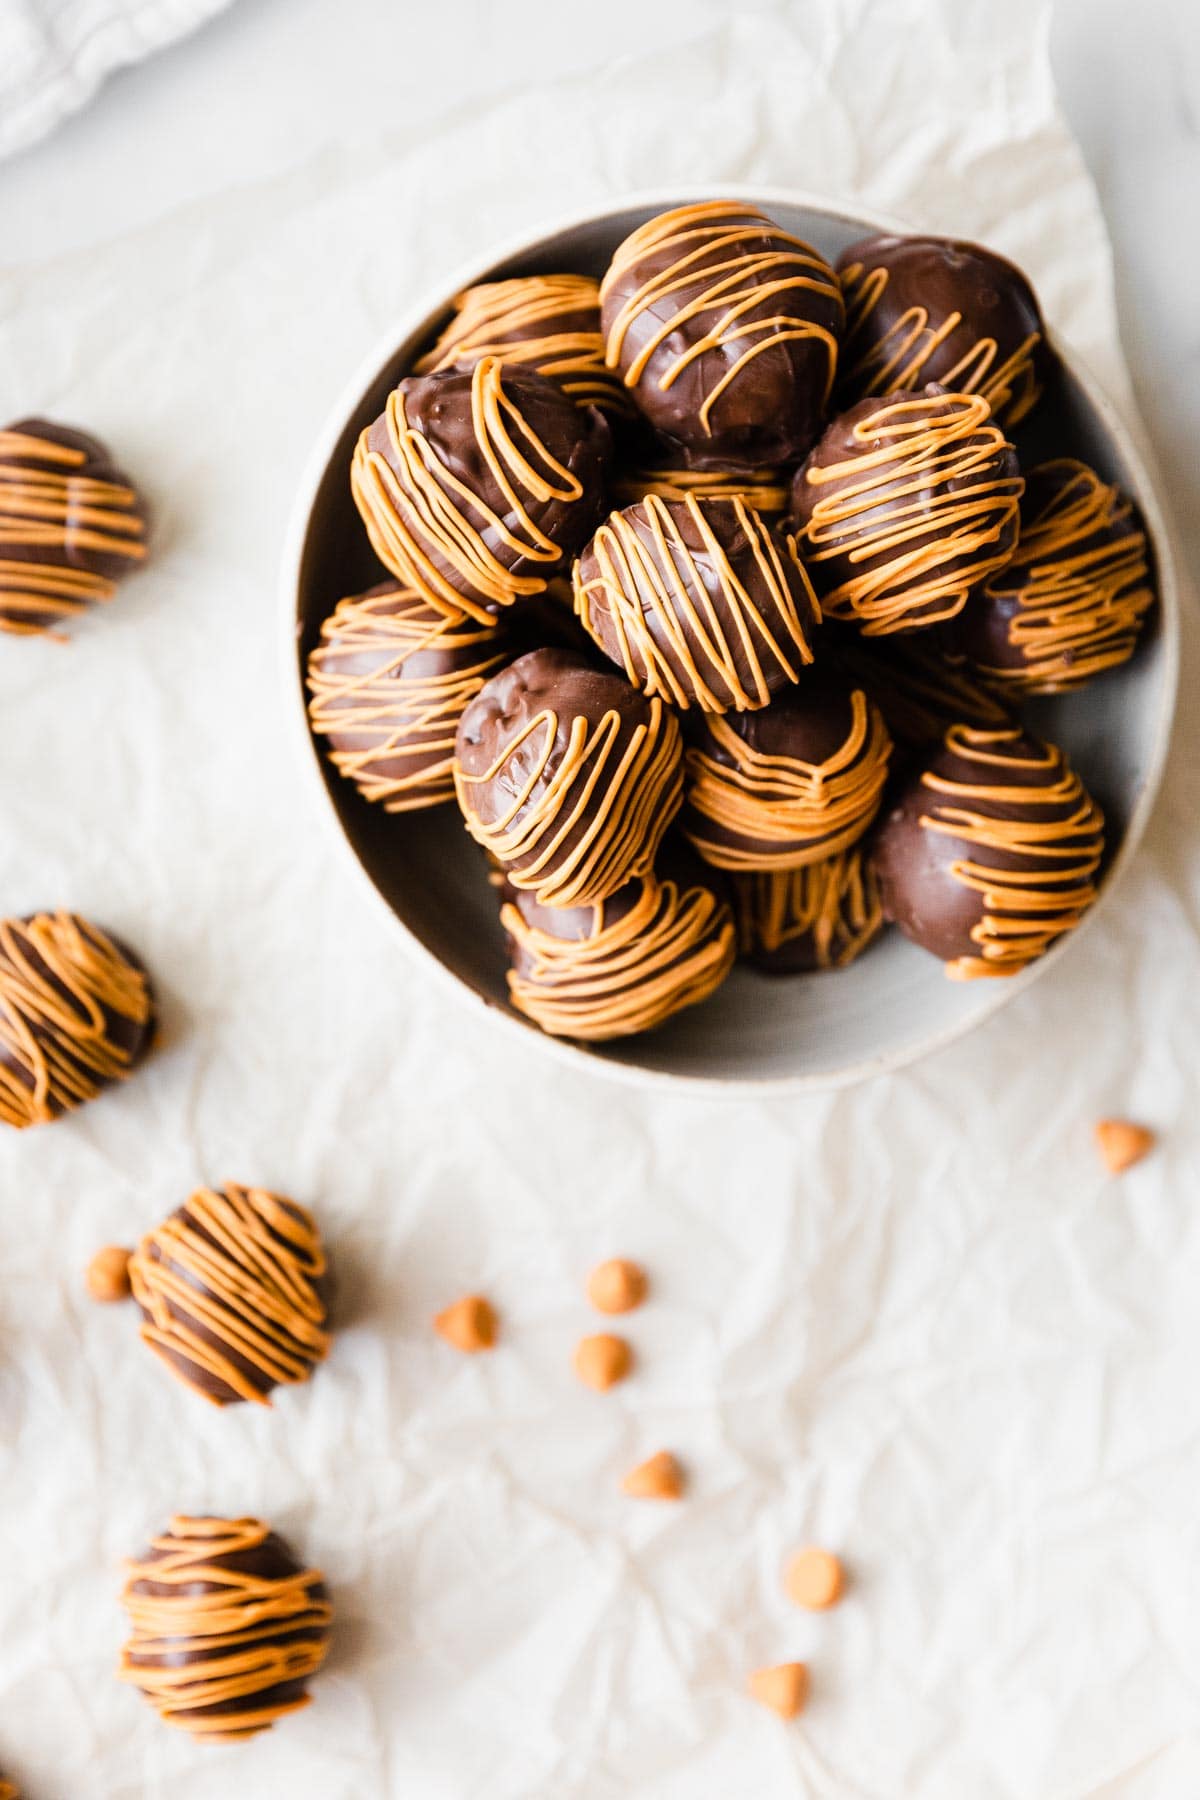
[86,1243,133,1303]
[1095,1119,1155,1174]
[621,1450,683,1500]
[586,1257,647,1314]
[784,1546,844,1610]
[434,1294,497,1353]
[748,1662,809,1720]
[573,1333,632,1391]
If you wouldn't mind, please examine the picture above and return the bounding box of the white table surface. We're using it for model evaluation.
[1,3,1198,1798]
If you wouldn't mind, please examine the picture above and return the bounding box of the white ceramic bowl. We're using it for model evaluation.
[281,188,1180,1095]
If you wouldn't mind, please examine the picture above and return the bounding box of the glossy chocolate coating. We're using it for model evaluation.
[600,204,843,472]
[872,727,1102,966]
[363,366,610,599]
[836,234,1048,427]
[827,625,1011,755]
[455,647,682,904]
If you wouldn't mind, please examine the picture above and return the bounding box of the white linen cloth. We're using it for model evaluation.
[0,0,234,160]
[1,1,1198,1795]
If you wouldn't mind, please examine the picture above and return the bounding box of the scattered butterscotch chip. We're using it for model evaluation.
[586,1257,648,1314]
[434,1294,497,1353]
[574,1332,632,1391]
[748,1661,809,1719]
[784,1547,844,1610]
[1095,1119,1155,1174]
[85,1244,133,1303]
[621,1450,683,1500]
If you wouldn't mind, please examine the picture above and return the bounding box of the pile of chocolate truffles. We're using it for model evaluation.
[306,201,1156,1039]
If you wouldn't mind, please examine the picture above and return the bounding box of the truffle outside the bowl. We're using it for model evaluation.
[280,189,1180,1095]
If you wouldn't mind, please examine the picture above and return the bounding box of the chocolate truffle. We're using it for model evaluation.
[306,580,507,810]
[682,671,892,873]
[790,388,1023,635]
[949,458,1155,694]
[414,274,631,418]
[0,912,155,1130]
[573,494,820,712]
[836,234,1047,428]
[350,357,611,625]
[611,462,789,516]
[502,872,735,1040]
[0,418,147,636]
[829,628,1010,757]
[733,849,884,973]
[126,1182,331,1406]
[118,1516,331,1741]
[455,647,683,906]
[600,201,843,472]
[872,724,1105,979]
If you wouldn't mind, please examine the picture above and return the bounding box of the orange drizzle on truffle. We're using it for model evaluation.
[734,849,883,969]
[118,1517,331,1741]
[795,391,1023,635]
[919,725,1104,980]
[351,356,588,624]
[611,464,789,516]
[0,912,153,1129]
[128,1183,329,1406]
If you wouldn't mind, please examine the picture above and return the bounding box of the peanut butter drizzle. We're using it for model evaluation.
[0,427,146,636]
[685,689,892,873]
[307,586,505,810]
[601,201,841,433]
[118,1516,331,1740]
[573,494,819,713]
[128,1183,330,1406]
[919,725,1104,980]
[736,850,883,970]
[612,465,789,515]
[0,912,152,1129]
[977,459,1154,693]
[415,275,633,415]
[795,391,1023,635]
[351,356,586,624]
[503,876,735,1040]
[839,261,1043,426]
[455,697,682,907]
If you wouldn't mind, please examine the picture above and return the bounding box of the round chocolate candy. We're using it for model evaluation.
[836,234,1048,429]
[573,494,820,713]
[733,848,884,973]
[0,418,147,636]
[828,626,1011,757]
[949,458,1155,695]
[350,358,611,625]
[118,1516,331,1741]
[502,871,735,1040]
[125,1182,331,1406]
[682,670,892,873]
[0,912,155,1130]
[871,724,1105,980]
[600,200,843,472]
[789,388,1023,636]
[306,580,507,810]
[455,647,683,907]
[414,274,631,418]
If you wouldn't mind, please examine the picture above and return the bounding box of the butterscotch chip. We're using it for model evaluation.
[586,1258,647,1314]
[86,1244,133,1303]
[784,1547,844,1610]
[574,1333,632,1390]
[1095,1119,1155,1174]
[434,1294,497,1353]
[748,1662,809,1719]
[621,1450,682,1499]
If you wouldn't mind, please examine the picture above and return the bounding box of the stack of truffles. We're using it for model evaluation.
[307,202,1155,1039]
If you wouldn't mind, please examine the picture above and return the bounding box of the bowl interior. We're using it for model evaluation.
[290,195,1175,1090]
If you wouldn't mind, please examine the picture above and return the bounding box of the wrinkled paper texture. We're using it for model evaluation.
[1,1,1198,1794]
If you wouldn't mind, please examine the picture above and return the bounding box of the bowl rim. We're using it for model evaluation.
[279,183,1182,1099]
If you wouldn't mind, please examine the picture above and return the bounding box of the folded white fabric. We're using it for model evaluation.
[0,0,234,160]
